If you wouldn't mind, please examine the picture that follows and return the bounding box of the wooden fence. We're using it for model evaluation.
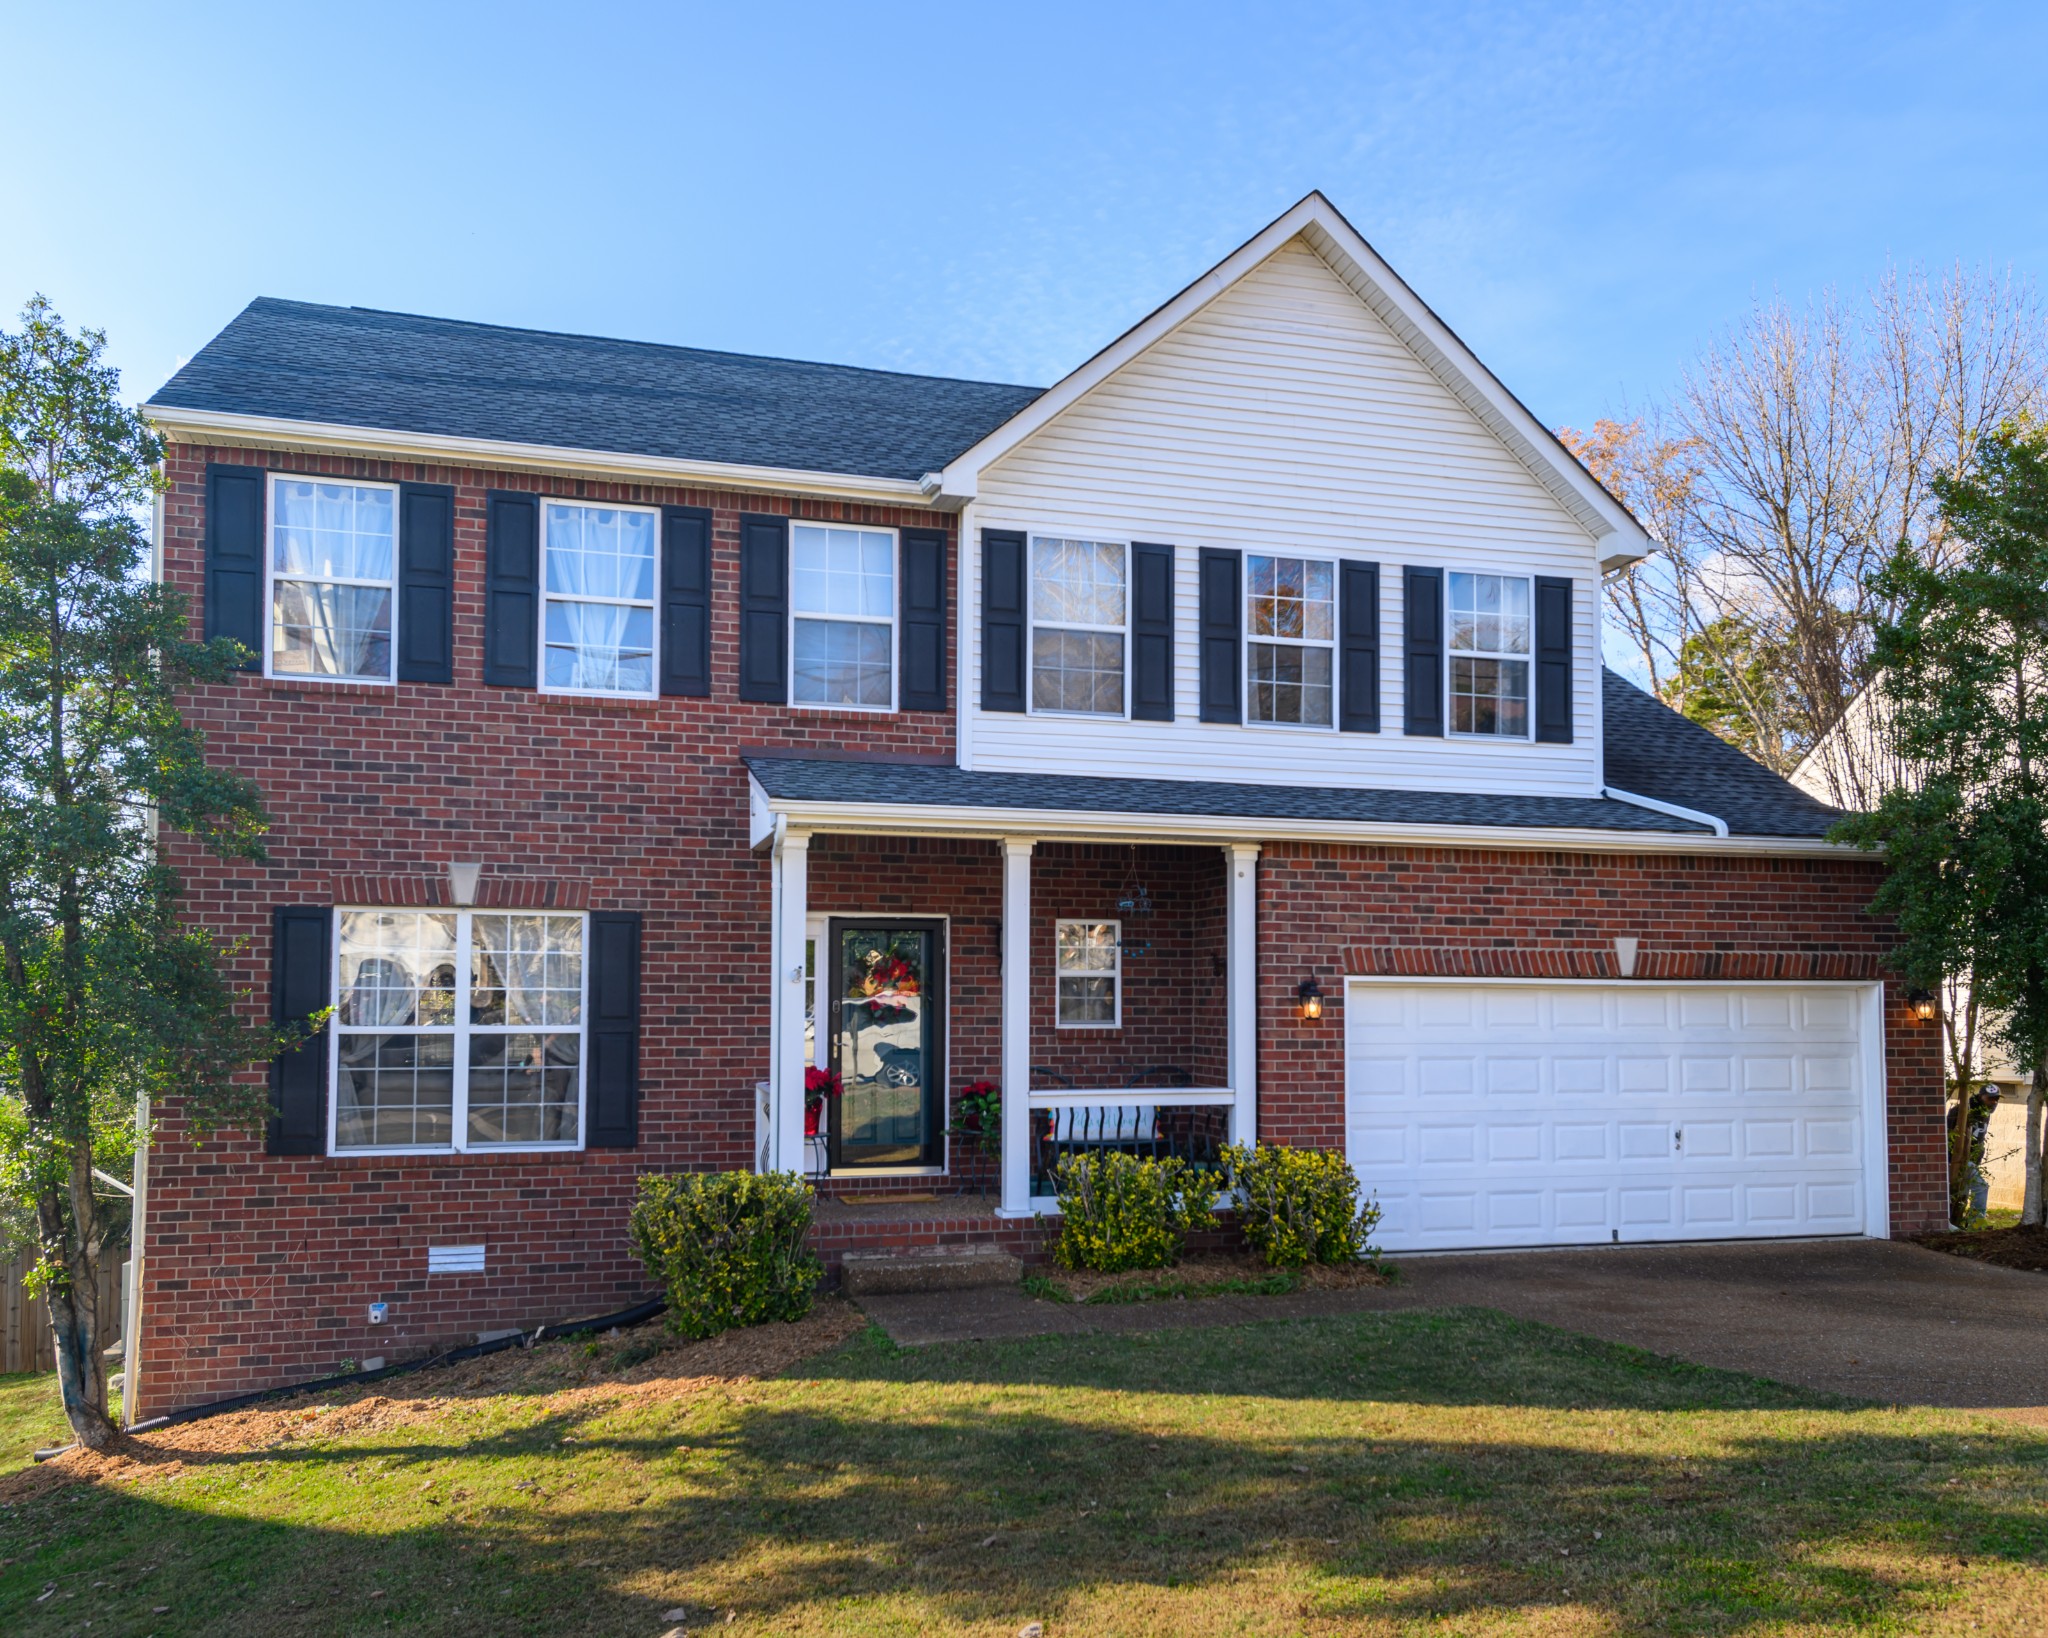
[2,1250,123,1377]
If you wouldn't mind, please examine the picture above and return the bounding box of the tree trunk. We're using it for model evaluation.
[2024,1074,2045,1229]
[41,1143,117,1451]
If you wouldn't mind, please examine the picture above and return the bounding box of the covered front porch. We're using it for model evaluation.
[755,821,1262,1217]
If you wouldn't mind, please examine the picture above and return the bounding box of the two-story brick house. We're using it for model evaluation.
[127,193,1942,1420]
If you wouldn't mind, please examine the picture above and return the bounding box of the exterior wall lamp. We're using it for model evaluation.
[1296,976,1324,1022]
[1906,987,1938,1023]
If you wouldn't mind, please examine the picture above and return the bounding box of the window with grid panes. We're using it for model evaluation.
[1031,537,1127,714]
[1246,553,1335,726]
[331,909,586,1152]
[1447,571,1531,737]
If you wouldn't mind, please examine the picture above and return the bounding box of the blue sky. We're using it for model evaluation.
[7,2,2046,438]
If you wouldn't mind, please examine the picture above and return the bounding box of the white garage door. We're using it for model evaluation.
[1345,981,1882,1254]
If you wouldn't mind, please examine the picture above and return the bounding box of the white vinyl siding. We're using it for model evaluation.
[967,237,1605,795]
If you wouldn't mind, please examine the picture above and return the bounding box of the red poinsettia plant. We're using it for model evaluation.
[804,1066,843,1112]
[952,1079,1002,1160]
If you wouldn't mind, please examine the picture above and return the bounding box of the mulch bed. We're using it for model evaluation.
[1915,1223,2048,1274]
[1028,1251,1391,1305]
[0,1297,866,1505]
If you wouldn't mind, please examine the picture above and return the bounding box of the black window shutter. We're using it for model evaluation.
[980,528,1027,713]
[738,514,788,703]
[1402,565,1444,736]
[204,463,266,671]
[1534,574,1574,743]
[1131,542,1175,722]
[659,505,712,697]
[482,491,540,688]
[586,911,642,1148]
[899,527,948,711]
[1339,560,1381,733]
[1198,547,1242,724]
[396,482,455,684]
[268,905,331,1156]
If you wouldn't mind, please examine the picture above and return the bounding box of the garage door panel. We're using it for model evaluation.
[1346,981,1873,1253]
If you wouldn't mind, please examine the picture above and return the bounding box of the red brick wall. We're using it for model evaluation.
[1253,842,1946,1236]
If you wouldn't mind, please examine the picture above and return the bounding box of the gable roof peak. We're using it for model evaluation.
[937,190,1652,567]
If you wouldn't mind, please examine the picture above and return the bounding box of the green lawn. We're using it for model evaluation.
[2,1307,2046,1635]
[0,1374,71,1479]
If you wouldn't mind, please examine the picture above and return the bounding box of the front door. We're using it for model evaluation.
[827,920,946,1171]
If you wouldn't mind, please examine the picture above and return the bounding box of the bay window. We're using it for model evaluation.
[332,908,586,1153]
[542,500,657,695]
[1448,571,1532,737]
[1031,536,1126,715]
[269,477,396,680]
[1246,553,1335,727]
[792,523,895,707]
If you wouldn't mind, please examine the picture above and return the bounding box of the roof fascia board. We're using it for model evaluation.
[935,192,1654,560]
[142,404,933,506]
[749,783,1843,858]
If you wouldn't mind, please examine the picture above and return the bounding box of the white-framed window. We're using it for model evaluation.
[542,499,658,696]
[1447,571,1532,738]
[1055,919,1121,1028]
[1247,553,1336,728]
[1031,535,1127,716]
[330,908,587,1154]
[791,522,896,709]
[268,474,397,682]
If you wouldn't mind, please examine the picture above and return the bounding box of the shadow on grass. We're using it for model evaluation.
[3,1308,2046,1637]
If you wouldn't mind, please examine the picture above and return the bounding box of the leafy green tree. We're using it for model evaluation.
[0,297,285,1447]
[1662,615,1790,766]
[1835,426,2048,1227]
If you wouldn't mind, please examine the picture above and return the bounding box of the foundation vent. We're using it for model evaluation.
[427,1244,487,1275]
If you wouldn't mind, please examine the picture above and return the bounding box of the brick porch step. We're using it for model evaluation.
[838,1244,1024,1297]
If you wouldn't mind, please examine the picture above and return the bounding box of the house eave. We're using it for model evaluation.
[746,777,1846,857]
[141,404,935,506]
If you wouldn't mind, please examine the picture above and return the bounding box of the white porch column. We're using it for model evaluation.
[999,837,1035,1215]
[1225,843,1261,1149]
[769,826,811,1175]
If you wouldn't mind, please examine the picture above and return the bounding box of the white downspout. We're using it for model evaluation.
[1603,785,1730,838]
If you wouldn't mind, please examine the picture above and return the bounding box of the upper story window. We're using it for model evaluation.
[270,477,395,681]
[543,501,657,696]
[1032,536,1126,715]
[792,523,895,708]
[1448,570,1531,738]
[332,908,586,1153]
[1247,553,1335,728]
[1055,919,1121,1027]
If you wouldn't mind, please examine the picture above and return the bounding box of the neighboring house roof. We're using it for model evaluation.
[746,757,1709,835]
[147,297,1045,484]
[1601,669,1844,838]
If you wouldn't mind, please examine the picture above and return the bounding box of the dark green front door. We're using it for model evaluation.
[827,920,945,1170]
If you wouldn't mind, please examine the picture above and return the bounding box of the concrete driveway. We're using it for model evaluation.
[857,1237,2048,1422]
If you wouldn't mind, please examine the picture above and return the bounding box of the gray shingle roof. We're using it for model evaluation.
[147,298,1044,482]
[746,757,1712,834]
[1600,668,1843,838]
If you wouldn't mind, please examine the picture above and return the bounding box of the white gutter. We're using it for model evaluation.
[748,775,1842,858]
[140,405,937,509]
[1602,785,1730,838]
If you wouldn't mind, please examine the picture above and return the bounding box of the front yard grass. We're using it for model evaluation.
[2,1305,2046,1635]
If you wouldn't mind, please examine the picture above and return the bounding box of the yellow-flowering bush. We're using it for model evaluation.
[1051,1151,1216,1271]
[629,1170,822,1339]
[1222,1142,1380,1268]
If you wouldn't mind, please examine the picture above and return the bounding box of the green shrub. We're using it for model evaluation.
[628,1170,822,1340]
[1222,1142,1380,1268]
[1051,1151,1216,1272]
